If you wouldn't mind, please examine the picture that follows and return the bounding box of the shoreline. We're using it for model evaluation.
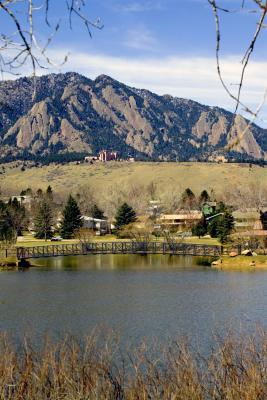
[212,255,267,270]
[2,254,267,271]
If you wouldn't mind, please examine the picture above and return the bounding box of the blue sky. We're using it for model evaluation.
[3,0,267,125]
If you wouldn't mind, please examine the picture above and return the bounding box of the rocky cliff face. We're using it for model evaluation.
[0,72,266,161]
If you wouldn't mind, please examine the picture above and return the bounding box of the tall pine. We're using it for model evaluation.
[91,204,105,219]
[34,198,53,240]
[115,203,136,229]
[61,195,83,239]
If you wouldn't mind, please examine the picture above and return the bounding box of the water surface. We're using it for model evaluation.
[0,254,266,350]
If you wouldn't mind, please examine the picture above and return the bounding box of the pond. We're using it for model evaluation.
[0,254,266,350]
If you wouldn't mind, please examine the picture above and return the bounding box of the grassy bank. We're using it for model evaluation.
[0,256,17,270]
[213,255,267,270]
[1,330,267,399]
[15,235,220,248]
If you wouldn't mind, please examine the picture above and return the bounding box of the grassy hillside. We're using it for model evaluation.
[1,162,265,193]
[1,162,266,215]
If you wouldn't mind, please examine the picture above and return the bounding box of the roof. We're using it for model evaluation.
[82,216,107,223]
[203,202,217,207]
[160,212,202,221]
[233,210,259,220]
[234,230,267,237]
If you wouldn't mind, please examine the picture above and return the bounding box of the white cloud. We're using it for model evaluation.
[123,26,158,50]
[111,1,163,13]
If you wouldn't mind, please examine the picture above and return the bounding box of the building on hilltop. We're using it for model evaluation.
[99,150,118,162]
[208,155,228,163]
[84,150,135,163]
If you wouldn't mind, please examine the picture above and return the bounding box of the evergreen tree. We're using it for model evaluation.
[36,188,43,198]
[0,200,16,243]
[192,218,207,238]
[260,211,267,230]
[207,209,234,243]
[91,204,105,219]
[61,195,83,239]
[181,188,196,209]
[207,218,218,238]
[115,203,136,229]
[34,198,53,240]
[217,211,235,244]
[199,190,210,205]
[46,185,53,201]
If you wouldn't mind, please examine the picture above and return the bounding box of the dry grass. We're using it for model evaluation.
[1,329,267,399]
[215,255,267,270]
[1,162,266,201]
[1,162,267,217]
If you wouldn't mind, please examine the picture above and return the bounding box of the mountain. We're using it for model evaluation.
[0,72,266,162]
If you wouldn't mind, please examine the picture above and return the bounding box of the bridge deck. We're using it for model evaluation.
[16,242,222,260]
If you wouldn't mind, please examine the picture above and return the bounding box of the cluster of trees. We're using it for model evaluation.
[192,202,234,244]
[0,181,236,245]
[181,188,211,210]
[33,185,137,240]
[0,198,27,243]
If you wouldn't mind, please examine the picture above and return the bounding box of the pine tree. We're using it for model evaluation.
[0,200,16,243]
[115,203,136,229]
[260,211,267,230]
[34,198,53,240]
[181,188,196,209]
[199,190,210,205]
[36,188,43,198]
[46,185,53,201]
[61,195,83,239]
[192,218,207,238]
[207,209,234,243]
[217,211,235,244]
[91,204,105,219]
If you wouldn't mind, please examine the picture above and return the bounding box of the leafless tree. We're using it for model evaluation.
[0,0,103,78]
[76,227,95,244]
[208,0,267,148]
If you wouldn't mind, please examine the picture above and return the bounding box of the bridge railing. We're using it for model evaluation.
[16,242,222,259]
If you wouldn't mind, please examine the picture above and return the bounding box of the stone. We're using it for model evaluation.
[241,249,253,256]
[229,251,238,257]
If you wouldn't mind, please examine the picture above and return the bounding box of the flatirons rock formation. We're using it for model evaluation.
[0,72,266,161]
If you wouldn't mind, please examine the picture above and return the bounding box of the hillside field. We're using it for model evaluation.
[1,162,266,199]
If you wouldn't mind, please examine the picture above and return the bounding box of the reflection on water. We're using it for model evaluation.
[33,254,202,270]
[0,254,267,351]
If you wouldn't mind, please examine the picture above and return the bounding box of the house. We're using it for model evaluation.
[202,202,217,217]
[208,155,228,163]
[233,209,260,232]
[148,200,162,218]
[82,216,110,235]
[99,150,118,162]
[159,210,202,231]
[233,219,267,244]
[6,195,33,209]
[84,156,98,163]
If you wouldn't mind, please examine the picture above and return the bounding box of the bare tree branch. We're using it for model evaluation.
[208,0,267,153]
[0,0,103,78]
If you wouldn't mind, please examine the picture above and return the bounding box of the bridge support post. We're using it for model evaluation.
[17,259,30,269]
